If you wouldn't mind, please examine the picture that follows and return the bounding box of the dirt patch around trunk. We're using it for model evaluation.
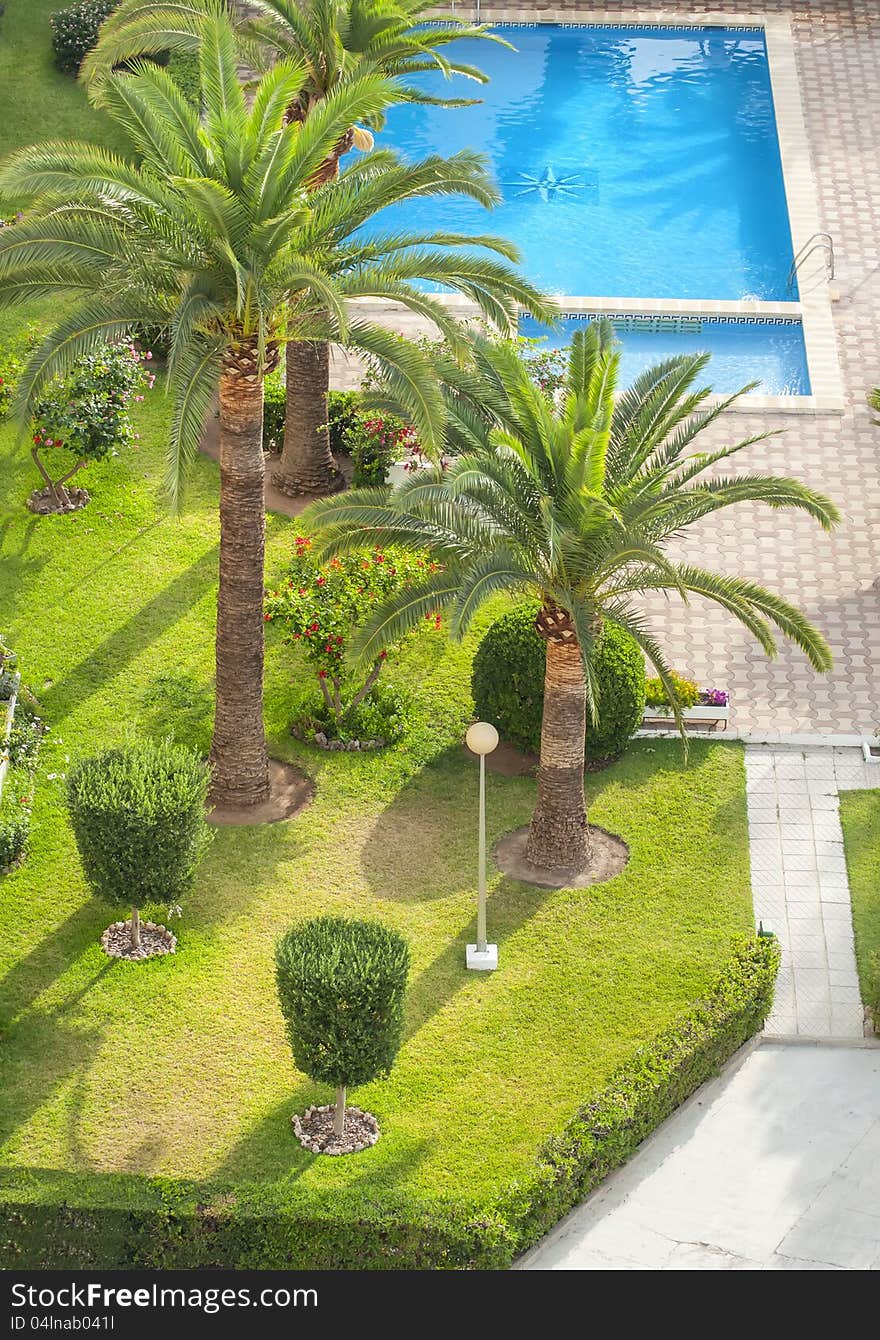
[494,823,629,889]
[208,758,314,826]
[200,410,352,519]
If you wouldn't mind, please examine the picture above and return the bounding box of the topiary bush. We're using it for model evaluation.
[275,916,410,1137]
[50,0,119,75]
[65,739,211,952]
[472,601,645,763]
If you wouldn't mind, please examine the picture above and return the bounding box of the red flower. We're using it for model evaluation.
[316,576,325,585]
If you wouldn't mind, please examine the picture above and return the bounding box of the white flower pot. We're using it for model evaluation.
[643,702,731,726]
[862,740,880,764]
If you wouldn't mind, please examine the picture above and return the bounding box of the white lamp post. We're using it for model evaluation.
[465,720,499,971]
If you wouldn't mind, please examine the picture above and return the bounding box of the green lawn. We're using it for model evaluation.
[839,790,880,1011]
[0,0,754,1231]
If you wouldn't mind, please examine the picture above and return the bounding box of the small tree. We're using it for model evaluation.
[66,739,211,951]
[265,537,440,731]
[29,341,152,512]
[275,916,410,1137]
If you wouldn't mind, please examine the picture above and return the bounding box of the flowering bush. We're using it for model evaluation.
[50,0,119,75]
[644,673,701,710]
[644,676,729,710]
[520,339,568,398]
[265,537,440,738]
[29,341,153,509]
[349,412,420,486]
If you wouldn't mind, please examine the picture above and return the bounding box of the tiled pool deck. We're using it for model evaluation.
[337,2,880,737]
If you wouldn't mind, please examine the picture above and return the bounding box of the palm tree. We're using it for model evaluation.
[0,11,551,812]
[303,323,839,875]
[82,0,510,496]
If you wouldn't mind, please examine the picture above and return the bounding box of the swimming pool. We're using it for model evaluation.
[518,313,810,396]
[376,23,796,301]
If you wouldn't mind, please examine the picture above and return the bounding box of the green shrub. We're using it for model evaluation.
[349,412,415,485]
[645,672,700,710]
[263,385,363,457]
[6,710,43,770]
[262,370,285,451]
[294,681,414,747]
[472,601,646,762]
[327,390,361,455]
[50,0,118,75]
[165,49,200,110]
[0,936,776,1268]
[275,916,410,1135]
[65,739,211,950]
[0,770,30,871]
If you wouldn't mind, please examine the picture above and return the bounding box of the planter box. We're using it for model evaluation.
[862,740,880,764]
[643,703,730,728]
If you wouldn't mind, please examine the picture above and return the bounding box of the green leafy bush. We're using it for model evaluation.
[262,385,363,457]
[30,341,153,507]
[166,50,200,110]
[0,768,31,872]
[262,370,285,451]
[645,672,700,710]
[0,937,776,1268]
[266,536,440,737]
[472,601,645,762]
[293,681,414,747]
[50,0,118,75]
[6,711,43,770]
[327,390,360,456]
[65,739,211,949]
[275,916,410,1134]
[349,412,416,485]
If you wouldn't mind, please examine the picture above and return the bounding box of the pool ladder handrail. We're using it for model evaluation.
[787,231,835,293]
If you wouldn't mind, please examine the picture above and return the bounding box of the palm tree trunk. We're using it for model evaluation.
[525,633,590,871]
[271,338,342,497]
[209,342,274,808]
[274,124,355,499]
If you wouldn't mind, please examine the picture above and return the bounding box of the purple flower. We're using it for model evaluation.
[699,687,729,707]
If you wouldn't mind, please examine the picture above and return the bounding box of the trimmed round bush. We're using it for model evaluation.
[66,739,211,949]
[275,916,410,1135]
[471,601,646,763]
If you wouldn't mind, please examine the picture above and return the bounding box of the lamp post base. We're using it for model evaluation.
[466,943,498,972]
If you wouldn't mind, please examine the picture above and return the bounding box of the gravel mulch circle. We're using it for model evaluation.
[101,919,177,961]
[27,485,90,515]
[292,1104,380,1156]
[292,727,386,752]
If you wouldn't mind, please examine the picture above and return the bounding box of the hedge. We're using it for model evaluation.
[0,936,778,1269]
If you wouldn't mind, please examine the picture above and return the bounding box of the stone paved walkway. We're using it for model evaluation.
[747,744,874,1040]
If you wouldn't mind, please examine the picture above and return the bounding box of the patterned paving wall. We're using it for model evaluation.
[349,2,880,734]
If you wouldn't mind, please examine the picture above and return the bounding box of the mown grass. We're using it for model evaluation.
[839,789,880,1011]
[0,1,753,1212]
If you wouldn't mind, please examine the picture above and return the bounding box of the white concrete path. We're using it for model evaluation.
[520,1042,880,1271]
[746,744,873,1040]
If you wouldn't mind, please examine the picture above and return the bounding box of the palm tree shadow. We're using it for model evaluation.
[360,744,535,902]
[38,543,219,726]
[403,875,554,1043]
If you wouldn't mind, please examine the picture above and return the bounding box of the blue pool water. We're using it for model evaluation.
[375,24,796,300]
[518,314,810,395]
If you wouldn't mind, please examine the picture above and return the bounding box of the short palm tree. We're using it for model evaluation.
[304,323,839,875]
[82,0,510,496]
[0,11,550,812]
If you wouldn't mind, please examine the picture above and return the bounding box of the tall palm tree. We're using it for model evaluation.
[0,11,550,812]
[82,0,510,496]
[303,323,839,875]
